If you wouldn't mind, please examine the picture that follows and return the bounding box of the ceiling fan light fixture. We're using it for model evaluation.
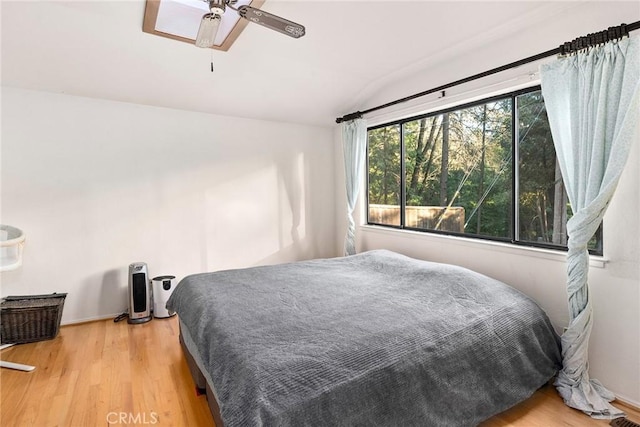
[195,13,222,48]
[143,0,305,51]
[207,0,226,15]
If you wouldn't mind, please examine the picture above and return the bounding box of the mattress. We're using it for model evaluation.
[167,249,561,426]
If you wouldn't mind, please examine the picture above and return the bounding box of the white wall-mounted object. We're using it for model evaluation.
[0,225,35,371]
[0,225,25,272]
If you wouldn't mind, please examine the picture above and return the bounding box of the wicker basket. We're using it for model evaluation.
[1,293,67,344]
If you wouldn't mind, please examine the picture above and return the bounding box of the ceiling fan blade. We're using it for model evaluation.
[237,5,305,39]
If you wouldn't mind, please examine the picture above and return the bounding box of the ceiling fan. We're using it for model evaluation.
[196,0,305,48]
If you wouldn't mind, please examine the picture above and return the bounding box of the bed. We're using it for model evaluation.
[167,249,561,427]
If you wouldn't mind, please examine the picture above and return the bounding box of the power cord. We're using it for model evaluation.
[113,312,128,323]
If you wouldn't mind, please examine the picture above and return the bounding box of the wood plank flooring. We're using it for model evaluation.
[1,316,638,426]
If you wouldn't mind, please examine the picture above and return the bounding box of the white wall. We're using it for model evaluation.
[1,87,337,324]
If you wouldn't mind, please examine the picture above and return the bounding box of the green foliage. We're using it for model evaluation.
[369,97,513,238]
[517,91,563,244]
[368,125,401,206]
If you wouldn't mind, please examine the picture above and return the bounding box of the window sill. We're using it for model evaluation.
[359,224,609,269]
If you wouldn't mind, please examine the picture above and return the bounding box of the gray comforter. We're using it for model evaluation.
[167,250,561,427]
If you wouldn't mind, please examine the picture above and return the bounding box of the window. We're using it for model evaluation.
[367,87,602,254]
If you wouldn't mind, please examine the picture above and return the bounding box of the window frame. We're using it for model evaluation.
[365,85,604,256]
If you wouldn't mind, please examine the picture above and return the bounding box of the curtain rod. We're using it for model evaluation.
[336,21,640,124]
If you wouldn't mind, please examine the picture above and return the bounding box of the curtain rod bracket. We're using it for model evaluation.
[336,111,363,124]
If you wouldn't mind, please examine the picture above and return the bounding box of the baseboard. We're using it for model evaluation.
[615,395,640,413]
[60,313,122,326]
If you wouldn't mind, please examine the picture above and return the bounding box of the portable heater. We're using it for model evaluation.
[128,262,151,324]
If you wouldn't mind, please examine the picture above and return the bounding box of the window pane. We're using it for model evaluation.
[403,116,454,230]
[405,100,512,239]
[368,125,401,226]
[517,91,567,246]
[517,90,602,252]
[365,87,602,254]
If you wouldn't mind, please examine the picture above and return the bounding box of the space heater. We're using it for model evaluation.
[128,262,151,324]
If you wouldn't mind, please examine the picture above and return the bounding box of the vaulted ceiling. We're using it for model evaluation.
[2,1,638,127]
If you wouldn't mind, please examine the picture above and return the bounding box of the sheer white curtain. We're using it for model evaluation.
[540,36,640,418]
[342,119,367,256]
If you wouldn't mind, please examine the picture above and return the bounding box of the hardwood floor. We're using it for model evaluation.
[1,317,638,426]
[1,317,213,426]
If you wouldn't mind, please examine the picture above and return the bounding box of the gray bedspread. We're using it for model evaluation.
[167,250,561,427]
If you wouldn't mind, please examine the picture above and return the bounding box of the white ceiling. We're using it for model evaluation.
[2,1,639,127]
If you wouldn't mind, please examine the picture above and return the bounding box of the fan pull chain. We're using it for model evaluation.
[210,50,214,72]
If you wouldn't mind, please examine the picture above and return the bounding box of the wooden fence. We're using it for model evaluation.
[368,204,465,233]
